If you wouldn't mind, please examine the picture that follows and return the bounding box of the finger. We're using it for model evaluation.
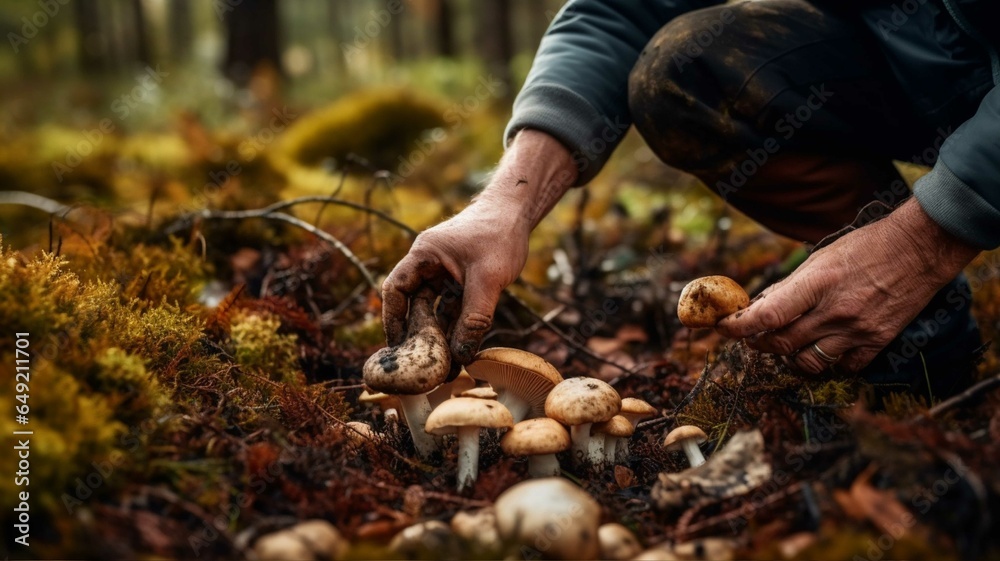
[450,268,505,365]
[718,276,819,339]
[381,251,445,346]
[791,336,852,375]
[750,310,839,356]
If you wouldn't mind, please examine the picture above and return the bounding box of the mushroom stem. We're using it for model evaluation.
[527,454,561,478]
[398,394,437,460]
[588,433,606,466]
[456,425,481,491]
[570,424,592,464]
[500,395,531,424]
[604,437,619,464]
[682,438,706,467]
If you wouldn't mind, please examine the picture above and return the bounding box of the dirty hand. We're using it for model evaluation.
[381,129,578,364]
[717,198,979,374]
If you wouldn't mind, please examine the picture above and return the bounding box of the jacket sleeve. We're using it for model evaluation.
[913,85,1000,249]
[504,0,725,185]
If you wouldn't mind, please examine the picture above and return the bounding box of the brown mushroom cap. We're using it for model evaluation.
[425,397,513,435]
[465,347,563,418]
[363,294,450,395]
[620,398,657,419]
[598,523,642,560]
[593,415,634,438]
[427,371,477,408]
[544,377,621,426]
[501,418,571,456]
[677,276,749,328]
[344,421,378,445]
[662,425,708,450]
[359,389,402,410]
[460,386,499,400]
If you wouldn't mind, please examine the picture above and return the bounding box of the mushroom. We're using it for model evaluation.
[465,347,563,423]
[426,371,476,409]
[343,421,379,446]
[501,417,571,477]
[363,291,450,460]
[598,523,642,560]
[616,398,657,459]
[459,386,498,399]
[252,529,314,560]
[358,389,402,424]
[662,425,708,467]
[389,520,459,560]
[425,396,513,491]
[677,276,749,328]
[289,520,346,561]
[592,415,634,465]
[544,377,621,464]
[451,507,501,555]
[494,478,601,560]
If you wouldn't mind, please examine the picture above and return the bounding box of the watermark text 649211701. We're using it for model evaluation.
[12,332,33,548]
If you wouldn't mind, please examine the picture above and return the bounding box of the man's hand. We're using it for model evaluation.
[382,129,579,364]
[717,198,980,373]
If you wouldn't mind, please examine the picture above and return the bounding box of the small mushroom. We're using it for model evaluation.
[451,507,501,555]
[389,520,459,560]
[501,417,571,477]
[592,415,634,465]
[677,276,749,328]
[459,386,499,399]
[252,529,314,561]
[426,371,477,409]
[359,389,402,424]
[616,398,657,459]
[545,377,621,464]
[465,347,563,422]
[344,421,379,446]
[289,520,346,561]
[598,523,642,560]
[363,291,450,460]
[663,425,708,467]
[425,397,514,491]
[494,478,601,560]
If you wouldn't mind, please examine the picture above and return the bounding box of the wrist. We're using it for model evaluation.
[477,129,578,231]
[884,198,980,284]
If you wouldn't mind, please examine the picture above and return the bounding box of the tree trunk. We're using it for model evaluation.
[222,0,283,86]
[476,0,513,99]
[168,0,193,62]
[74,0,107,73]
[435,0,455,57]
[130,0,151,67]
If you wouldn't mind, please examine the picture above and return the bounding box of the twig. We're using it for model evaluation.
[0,190,72,215]
[918,372,1000,421]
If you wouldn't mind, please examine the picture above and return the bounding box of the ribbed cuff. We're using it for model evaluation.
[504,83,628,185]
[913,160,1000,249]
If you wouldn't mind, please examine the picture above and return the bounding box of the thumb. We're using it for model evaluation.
[450,274,504,365]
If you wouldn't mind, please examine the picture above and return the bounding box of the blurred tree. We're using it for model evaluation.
[476,0,513,98]
[74,0,107,73]
[222,0,283,86]
[168,0,192,63]
[129,0,151,66]
[434,0,455,57]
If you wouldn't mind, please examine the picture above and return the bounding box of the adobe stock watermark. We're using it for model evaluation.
[715,84,834,200]
[51,65,169,182]
[7,0,70,54]
[671,9,736,72]
[340,0,408,61]
[874,0,929,38]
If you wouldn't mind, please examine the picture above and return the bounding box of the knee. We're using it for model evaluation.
[627,6,742,174]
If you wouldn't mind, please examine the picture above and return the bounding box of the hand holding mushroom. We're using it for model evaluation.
[677,275,749,329]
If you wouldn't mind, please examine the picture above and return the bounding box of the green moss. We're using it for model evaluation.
[274,88,446,171]
[229,310,302,385]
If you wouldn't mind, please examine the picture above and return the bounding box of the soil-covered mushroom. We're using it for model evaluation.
[425,396,513,490]
[677,276,749,328]
[544,377,621,464]
[465,347,563,422]
[598,523,642,560]
[494,478,601,560]
[592,415,634,465]
[663,425,708,467]
[501,417,571,477]
[363,290,450,459]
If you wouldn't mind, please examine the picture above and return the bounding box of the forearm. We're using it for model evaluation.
[476,129,578,233]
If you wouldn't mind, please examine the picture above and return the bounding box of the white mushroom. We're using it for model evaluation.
[663,425,708,467]
[425,397,513,491]
[592,415,634,466]
[616,398,657,459]
[501,417,571,477]
[253,530,314,561]
[598,523,642,560]
[494,478,601,560]
[289,520,346,561]
[363,291,450,460]
[544,377,621,464]
[465,347,563,423]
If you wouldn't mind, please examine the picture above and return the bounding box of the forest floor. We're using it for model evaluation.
[1,83,1000,560]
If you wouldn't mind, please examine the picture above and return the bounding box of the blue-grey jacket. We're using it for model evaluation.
[505,0,1000,248]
